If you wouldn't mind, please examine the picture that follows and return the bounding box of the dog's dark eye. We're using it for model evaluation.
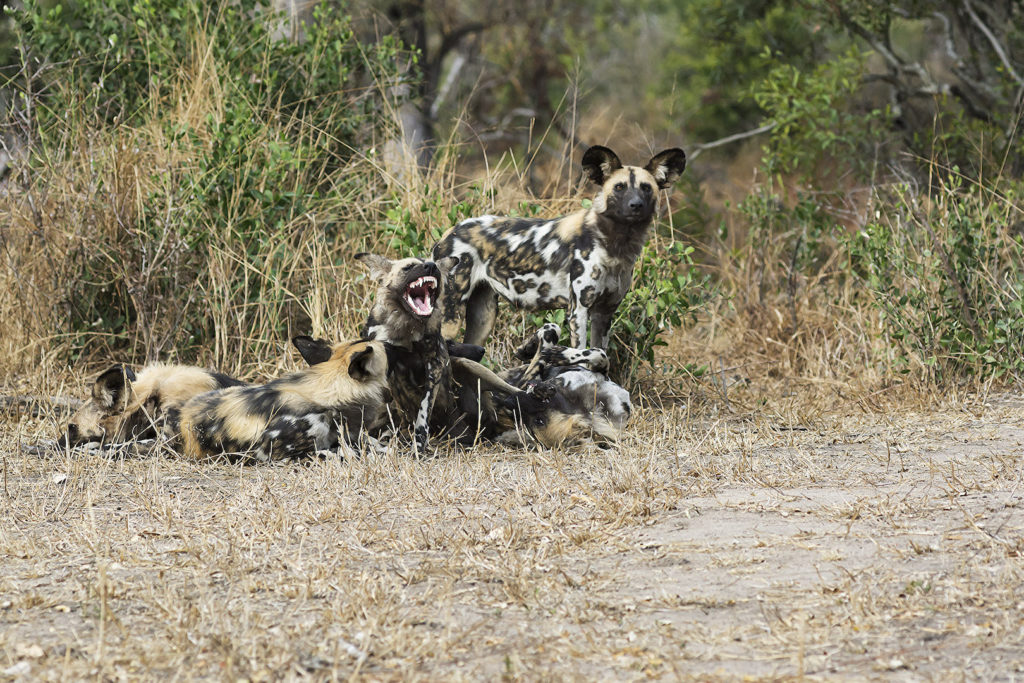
[614,182,626,192]
[402,264,414,272]
[640,183,652,194]
[535,417,547,427]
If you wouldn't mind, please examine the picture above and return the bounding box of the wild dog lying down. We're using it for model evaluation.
[486,323,632,447]
[355,252,528,452]
[433,145,687,349]
[177,338,389,461]
[63,364,244,448]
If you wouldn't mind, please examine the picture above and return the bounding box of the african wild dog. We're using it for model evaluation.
[484,323,632,447]
[64,364,244,448]
[176,338,389,461]
[433,145,687,349]
[356,252,529,453]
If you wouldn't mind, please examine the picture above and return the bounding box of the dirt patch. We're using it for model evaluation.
[2,400,1024,679]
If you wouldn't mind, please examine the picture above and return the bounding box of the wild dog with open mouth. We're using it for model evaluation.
[433,145,687,349]
[63,364,245,448]
[177,338,389,461]
[359,252,450,345]
[356,252,530,452]
[486,323,632,447]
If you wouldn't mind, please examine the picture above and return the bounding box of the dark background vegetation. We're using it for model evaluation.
[0,0,1022,389]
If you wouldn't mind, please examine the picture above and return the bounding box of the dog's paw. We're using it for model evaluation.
[514,323,563,361]
[539,323,561,347]
[446,340,486,362]
[526,381,556,403]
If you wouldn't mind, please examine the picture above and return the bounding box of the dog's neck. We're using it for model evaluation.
[589,210,654,261]
[363,305,441,349]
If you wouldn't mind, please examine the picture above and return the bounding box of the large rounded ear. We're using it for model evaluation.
[644,148,687,189]
[446,340,485,362]
[292,335,334,366]
[92,365,136,412]
[348,345,382,382]
[444,342,483,362]
[581,146,622,185]
[355,252,395,281]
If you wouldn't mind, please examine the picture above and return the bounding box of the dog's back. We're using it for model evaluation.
[177,339,389,461]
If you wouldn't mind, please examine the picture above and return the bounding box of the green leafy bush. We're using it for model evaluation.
[10,0,405,361]
[382,186,492,256]
[754,48,889,183]
[850,179,1024,381]
[608,240,707,383]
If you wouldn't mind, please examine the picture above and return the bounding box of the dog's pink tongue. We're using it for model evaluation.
[412,295,432,315]
[407,286,434,316]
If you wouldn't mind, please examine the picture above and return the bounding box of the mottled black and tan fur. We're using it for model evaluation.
[433,145,687,349]
[177,338,389,461]
[487,323,632,447]
[64,364,244,447]
[356,252,527,453]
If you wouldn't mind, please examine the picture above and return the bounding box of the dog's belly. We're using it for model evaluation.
[492,270,571,309]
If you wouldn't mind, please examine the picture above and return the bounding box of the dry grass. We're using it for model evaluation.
[4,381,1024,679]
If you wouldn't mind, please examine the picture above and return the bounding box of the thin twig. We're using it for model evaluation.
[689,122,777,160]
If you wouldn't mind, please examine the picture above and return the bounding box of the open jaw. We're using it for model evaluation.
[403,275,438,317]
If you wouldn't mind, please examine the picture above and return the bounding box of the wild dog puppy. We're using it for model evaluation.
[355,252,527,452]
[488,323,632,447]
[433,145,687,349]
[177,338,389,461]
[64,364,244,448]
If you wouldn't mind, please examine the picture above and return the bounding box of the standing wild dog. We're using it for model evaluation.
[433,145,687,349]
[176,338,389,461]
[484,323,632,447]
[64,364,245,447]
[356,252,530,452]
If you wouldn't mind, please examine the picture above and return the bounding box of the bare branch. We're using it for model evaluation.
[835,8,901,71]
[438,22,488,62]
[429,51,467,119]
[930,10,962,68]
[689,122,777,160]
[962,0,1024,87]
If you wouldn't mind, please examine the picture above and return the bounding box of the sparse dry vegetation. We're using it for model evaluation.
[3,0,1024,679]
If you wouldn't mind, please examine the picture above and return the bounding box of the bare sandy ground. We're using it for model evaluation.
[2,396,1023,680]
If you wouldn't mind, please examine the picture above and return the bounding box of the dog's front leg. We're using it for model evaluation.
[590,310,614,350]
[567,285,590,349]
[412,385,432,455]
[412,359,442,455]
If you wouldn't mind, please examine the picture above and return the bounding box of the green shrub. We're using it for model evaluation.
[850,178,1024,381]
[754,48,890,183]
[607,240,707,384]
[381,185,493,256]
[10,0,405,362]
